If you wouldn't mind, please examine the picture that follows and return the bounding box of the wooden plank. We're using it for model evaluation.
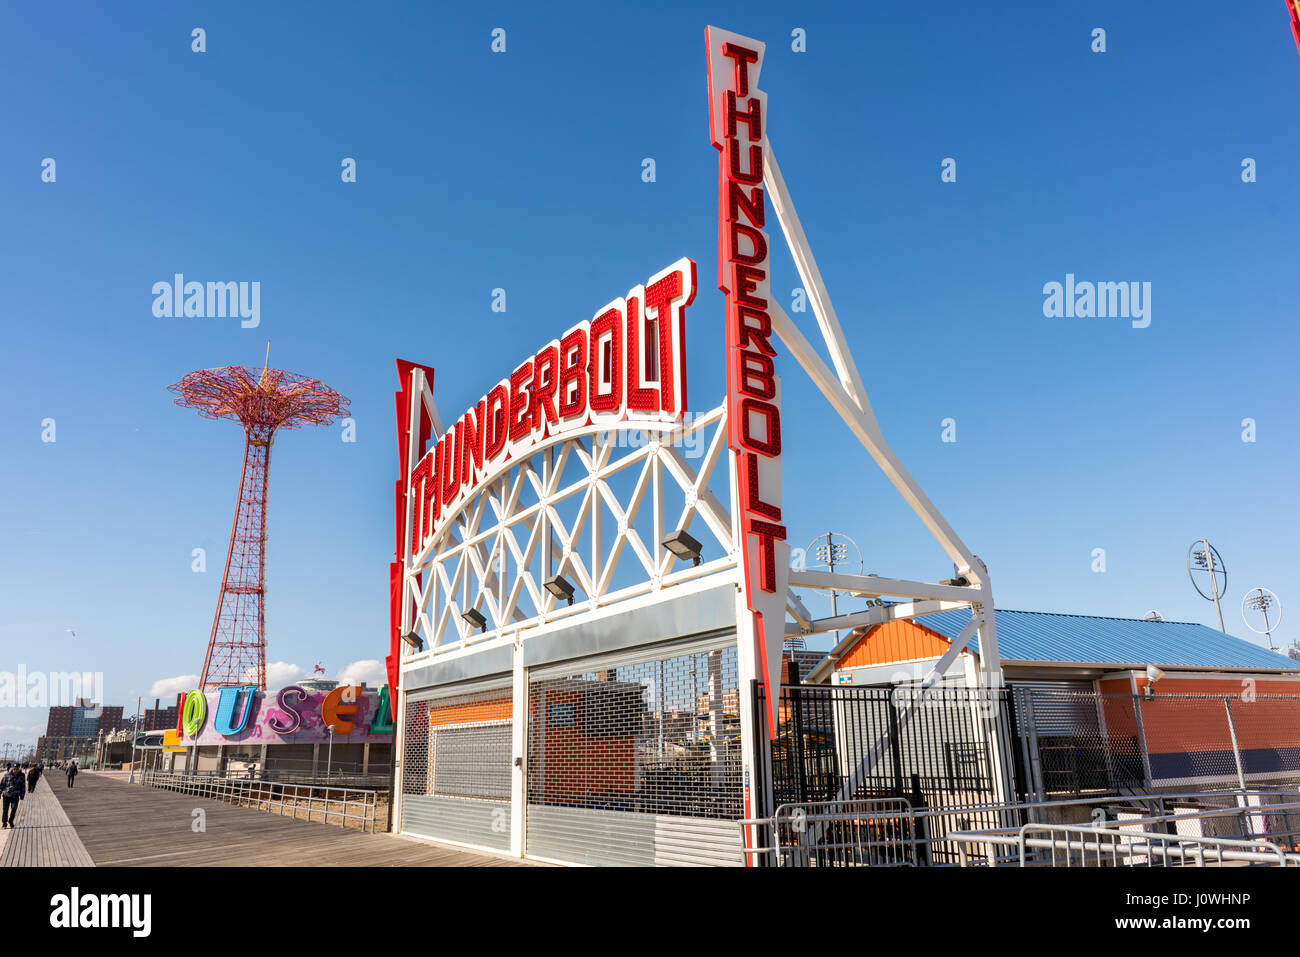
[0,772,94,867]
[38,773,536,867]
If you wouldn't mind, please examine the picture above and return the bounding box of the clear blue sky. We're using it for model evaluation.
[2,1,1298,746]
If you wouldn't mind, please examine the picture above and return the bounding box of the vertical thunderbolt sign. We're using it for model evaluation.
[707,27,789,739]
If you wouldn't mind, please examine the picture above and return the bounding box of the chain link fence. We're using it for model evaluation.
[1014,690,1300,797]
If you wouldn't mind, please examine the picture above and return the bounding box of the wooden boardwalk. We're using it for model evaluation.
[17,772,533,867]
[0,771,95,867]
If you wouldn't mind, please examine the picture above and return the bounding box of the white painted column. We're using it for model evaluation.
[510,642,527,858]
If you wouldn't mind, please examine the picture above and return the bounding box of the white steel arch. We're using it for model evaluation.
[403,400,740,657]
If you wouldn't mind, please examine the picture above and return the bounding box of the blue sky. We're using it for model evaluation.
[1,1,1297,746]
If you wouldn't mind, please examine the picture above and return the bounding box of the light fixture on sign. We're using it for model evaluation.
[461,608,487,633]
[661,529,703,566]
[400,631,425,653]
[544,575,575,606]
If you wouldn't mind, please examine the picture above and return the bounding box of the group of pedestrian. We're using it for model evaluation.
[0,760,77,829]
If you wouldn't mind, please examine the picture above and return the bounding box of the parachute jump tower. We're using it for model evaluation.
[169,363,349,690]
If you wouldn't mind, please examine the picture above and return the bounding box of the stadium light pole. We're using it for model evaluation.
[1188,539,1228,632]
[807,531,863,644]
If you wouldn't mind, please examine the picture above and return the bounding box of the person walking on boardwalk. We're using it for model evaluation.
[65,760,78,788]
[2,763,26,828]
[25,763,41,794]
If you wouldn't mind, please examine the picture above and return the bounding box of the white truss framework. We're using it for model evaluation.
[404,403,740,655]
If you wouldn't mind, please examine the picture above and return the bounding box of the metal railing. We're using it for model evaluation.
[740,797,917,867]
[143,770,379,833]
[948,824,1297,867]
[739,789,1300,867]
[176,765,392,789]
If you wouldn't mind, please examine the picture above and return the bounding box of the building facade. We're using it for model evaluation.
[804,609,1300,797]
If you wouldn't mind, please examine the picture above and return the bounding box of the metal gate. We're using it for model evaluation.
[761,682,1017,862]
[400,679,513,852]
[525,637,745,866]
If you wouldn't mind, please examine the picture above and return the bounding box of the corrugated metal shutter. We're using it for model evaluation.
[400,677,512,852]
[526,806,742,866]
[1012,680,1100,736]
[526,634,743,866]
[401,794,510,851]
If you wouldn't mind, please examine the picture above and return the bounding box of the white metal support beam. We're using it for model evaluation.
[787,598,968,638]
[788,569,982,604]
[921,613,981,689]
[762,136,1002,683]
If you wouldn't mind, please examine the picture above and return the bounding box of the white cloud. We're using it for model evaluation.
[263,661,305,688]
[336,659,386,687]
[0,724,43,737]
[150,674,198,698]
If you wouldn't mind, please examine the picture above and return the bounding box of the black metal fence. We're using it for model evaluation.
[753,680,1300,864]
[758,684,1014,807]
[756,681,1017,863]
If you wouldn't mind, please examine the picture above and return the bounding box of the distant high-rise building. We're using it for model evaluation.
[141,698,179,731]
[45,699,124,738]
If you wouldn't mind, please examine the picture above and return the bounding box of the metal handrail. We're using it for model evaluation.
[142,769,379,833]
[738,789,1300,867]
[944,824,1297,867]
[1025,825,1292,867]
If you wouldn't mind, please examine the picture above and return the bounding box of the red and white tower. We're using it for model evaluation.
[169,365,349,690]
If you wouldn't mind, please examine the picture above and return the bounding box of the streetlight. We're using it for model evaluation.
[128,696,142,784]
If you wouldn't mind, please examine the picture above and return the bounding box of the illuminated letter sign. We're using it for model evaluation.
[322,685,364,735]
[267,685,307,735]
[707,26,788,739]
[405,260,696,553]
[369,685,395,735]
[181,689,207,737]
[212,685,258,736]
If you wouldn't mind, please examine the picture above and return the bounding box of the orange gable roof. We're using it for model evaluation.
[836,618,960,670]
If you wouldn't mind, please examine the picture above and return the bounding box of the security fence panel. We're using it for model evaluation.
[1010,691,1300,796]
[768,685,1007,807]
[526,639,744,866]
[1013,684,1146,796]
[400,680,513,852]
[1134,694,1300,790]
[1232,695,1300,781]
[763,684,1016,863]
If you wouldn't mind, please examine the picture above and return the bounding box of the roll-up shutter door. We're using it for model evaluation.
[525,633,744,866]
[1011,680,1100,736]
[400,676,513,852]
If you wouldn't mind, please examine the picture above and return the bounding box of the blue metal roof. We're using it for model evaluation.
[916,608,1296,671]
